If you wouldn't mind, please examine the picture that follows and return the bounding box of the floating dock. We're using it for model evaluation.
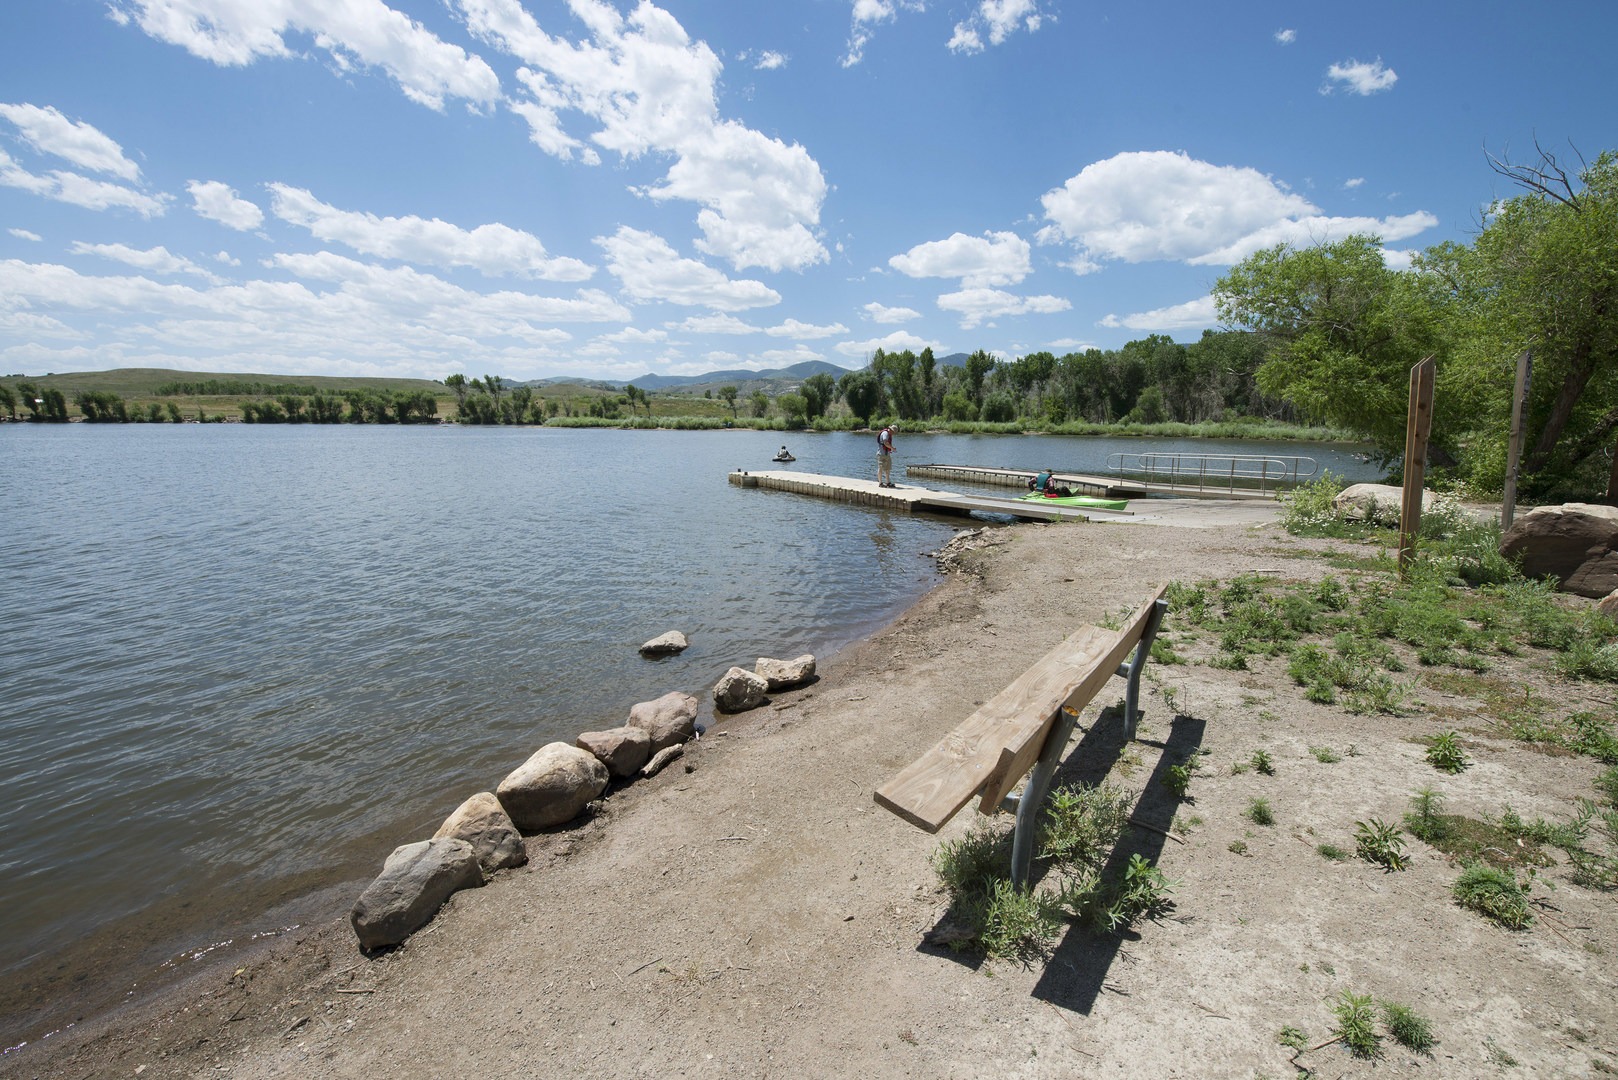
[905,463,1280,500]
[727,470,1129,522]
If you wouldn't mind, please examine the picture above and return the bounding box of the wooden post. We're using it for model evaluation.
[1502,350,1532,529]
[1398,356,1436,575]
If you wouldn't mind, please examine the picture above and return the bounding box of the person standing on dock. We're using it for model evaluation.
[876,424,896,487]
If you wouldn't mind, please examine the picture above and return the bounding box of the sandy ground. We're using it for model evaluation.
[7,501,1617,1080]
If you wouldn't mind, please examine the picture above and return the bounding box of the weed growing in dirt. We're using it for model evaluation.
[1277,1025,1308,1051]
[1426,730,1470,773]
[1333,990,1382,1059]
[1404,787,1450,844]
[1079,853,1176,933]
[1317,842,1350,861]
[931,824,1061,959]
[1246,798,1275,826]
[1355,818,1409,871]
[1162,763,1193,798]
[1251,749,1276,775]
[1599,766,1618,805]
[1310,745,1342,764]
[1040,783,1131,868]
[1484,1038,1520,1067]
[1229,839,1249,855]
[1453,863,1533,929]
[1380,1000,1437,1053]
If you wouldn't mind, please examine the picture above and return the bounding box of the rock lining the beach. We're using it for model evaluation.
[496,743,610,831]
[713,666,768,713]
[639,631,689,656]
[350,837,483,950]
[576,726,653,777]
[755,654,815,691]
[432,792,527,875]
[1332,483,1434,525]
[628,691,699,751]
[1501,502,1618,598]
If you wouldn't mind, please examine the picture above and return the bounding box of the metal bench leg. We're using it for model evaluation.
[1118,599,1168,742]
[1007,709,1078,887]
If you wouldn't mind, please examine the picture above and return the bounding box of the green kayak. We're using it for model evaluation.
[1017,491,1130,511]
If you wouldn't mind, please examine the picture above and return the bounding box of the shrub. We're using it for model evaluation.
[1425,731,1470,773]
[1453,863,1532,929]
[1332,990,1381,1059]
[1355,818,1409,871]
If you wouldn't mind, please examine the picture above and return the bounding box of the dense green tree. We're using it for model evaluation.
[75,390,128,422]
[838,370,882,425]
[0,384,15,419]
[749,389,770,418]
[1214,234,1446,459]
[800,372,835,420]
[718,385,739,416]
[777,392,807,428]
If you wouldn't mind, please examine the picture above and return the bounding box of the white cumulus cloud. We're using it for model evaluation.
[9,228,43,242]
[937,287,1068,330]
[863,301,920,324]
[889,230,1031,288]
[188,180,265,230]
[834,329,940,358]
[1324,58,1397,96]
[107,0,501,111]
[948,0,1048,54]
[595,226,780,311]
[70,241,221,280]
[1039,150,1436,269]
[764,318,848,339]
[0,103,142,180]
[842,0,925,67]
[1100,295,1218,332]
[269,185,592,281]
[0,147,168,217]
[458,0,828,274]
[1274,28,1296,45]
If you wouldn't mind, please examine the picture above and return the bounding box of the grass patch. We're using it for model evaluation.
[929,781,1179,958]
[1317,842,1350,861]
[1355,818,1409,871]
[1381,1000,1437,1053]
[1453,863,1533,929]
[1246,797,1276,826]
[1425,730,1470,773]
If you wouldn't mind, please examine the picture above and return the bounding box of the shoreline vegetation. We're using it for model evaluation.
[11,493,1617,1077]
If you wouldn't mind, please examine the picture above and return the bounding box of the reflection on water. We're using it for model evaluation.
[0,423,1377,1040]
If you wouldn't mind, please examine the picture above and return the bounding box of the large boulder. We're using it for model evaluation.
[496,743,610,831]
[639,630,689,657]
[713,666,768,713]
[627,691,699,751]
[350,837,483,950]
[1332,483,1435,526]
[1500,503,1618,598]
[432,792,527,875]
[756,654,816,691]
[576,725,653,777]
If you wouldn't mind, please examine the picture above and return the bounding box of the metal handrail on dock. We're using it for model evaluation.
[1105,452,1317,496]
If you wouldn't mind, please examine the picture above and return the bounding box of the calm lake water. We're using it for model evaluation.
[0,424,1379,1043]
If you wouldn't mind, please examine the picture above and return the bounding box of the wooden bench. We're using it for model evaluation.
[874,585,1168,884]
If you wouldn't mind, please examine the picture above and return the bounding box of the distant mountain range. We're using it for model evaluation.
[523,352,969,393]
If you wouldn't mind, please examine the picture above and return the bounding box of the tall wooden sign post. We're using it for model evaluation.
[1502,350,1532,529]
[1398,356,1436,576]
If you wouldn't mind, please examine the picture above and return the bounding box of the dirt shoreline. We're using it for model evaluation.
[10,503,1617,1079]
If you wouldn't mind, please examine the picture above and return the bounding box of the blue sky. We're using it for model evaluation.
[2,1,1615,383]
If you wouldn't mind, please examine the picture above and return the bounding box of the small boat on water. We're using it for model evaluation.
[772,448,796,462]
[1016,491,1129,511]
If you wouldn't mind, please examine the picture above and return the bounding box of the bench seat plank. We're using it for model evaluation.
[873,586,1167,833]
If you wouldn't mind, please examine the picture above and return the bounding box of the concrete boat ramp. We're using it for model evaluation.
[729,469,1284,529]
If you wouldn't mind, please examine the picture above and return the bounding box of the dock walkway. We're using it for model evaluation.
[728,470,1118,522]
[905,463,1280,500]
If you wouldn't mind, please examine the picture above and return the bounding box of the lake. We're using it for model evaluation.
[0,424,1379,1044]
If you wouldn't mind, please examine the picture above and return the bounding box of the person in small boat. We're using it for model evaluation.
[773,445,794,461]
[1027,470,1073,498]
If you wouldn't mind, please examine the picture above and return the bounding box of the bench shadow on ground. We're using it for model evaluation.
[917,702,1206,1017]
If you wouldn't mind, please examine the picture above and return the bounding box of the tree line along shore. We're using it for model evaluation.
[0,328,1356,445]
[4,145,1614,502]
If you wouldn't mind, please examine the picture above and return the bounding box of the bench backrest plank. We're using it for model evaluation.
[874,586,1167,833]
